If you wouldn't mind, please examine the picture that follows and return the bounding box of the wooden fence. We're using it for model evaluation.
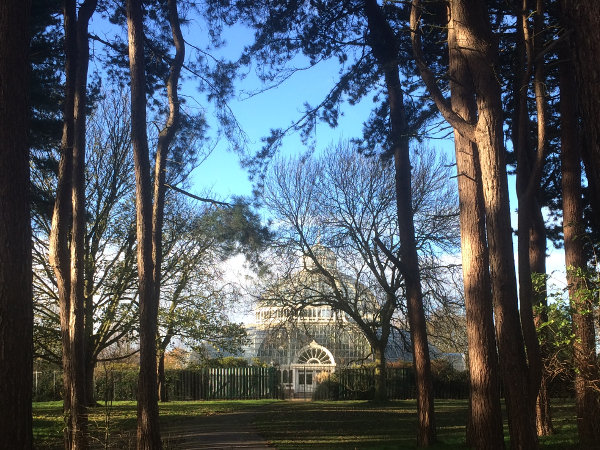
[94,367,281,402]
[164,367,281,401]
[33,366,472,402]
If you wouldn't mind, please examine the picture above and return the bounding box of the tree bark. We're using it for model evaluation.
[373,341,388,403]
[364,0,435,445]
[448,8,504,448]
[530,205,553,436]
[68,0,97,445]
[562,1,600,227]
[157,349,168,403]
[451,3,537,448]
[559,30,600,448]
[152,0,184,408]
[50,0,76,444]
[0,0,33,447]
[530,0,552,435]
[152,0,184,303]
[126,0,162,447]
[512,0,546,433]
[410,1,538,447]
[84,355,96,407]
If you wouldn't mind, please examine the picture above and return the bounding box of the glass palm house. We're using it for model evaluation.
[243,246,399,397]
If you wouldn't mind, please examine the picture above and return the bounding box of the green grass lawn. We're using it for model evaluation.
[253,399,579,449]
[33,399,276,449]
[33,398,578,449]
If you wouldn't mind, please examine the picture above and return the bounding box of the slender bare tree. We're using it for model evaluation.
[263,145,459,406]
[363,1,436,443]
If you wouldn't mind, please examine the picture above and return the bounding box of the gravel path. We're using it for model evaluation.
[162,409,274,449]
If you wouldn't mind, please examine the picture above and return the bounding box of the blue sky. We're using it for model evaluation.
[179,22,383,200]
[88,9,567,294]
[179,22,567,292]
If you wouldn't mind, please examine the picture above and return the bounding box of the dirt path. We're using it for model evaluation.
[162,409,274,449]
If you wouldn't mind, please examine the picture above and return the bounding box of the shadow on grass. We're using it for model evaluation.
[34,400,277,449]
[252,399,578,450]
[33,398,577,449]
[251,400,467,449]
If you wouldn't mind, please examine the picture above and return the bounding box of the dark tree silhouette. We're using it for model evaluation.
[0,0,33,448]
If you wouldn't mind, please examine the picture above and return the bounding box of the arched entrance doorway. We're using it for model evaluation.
[289,341,336,398]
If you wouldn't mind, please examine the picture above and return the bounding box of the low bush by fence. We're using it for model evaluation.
[312,367,469,400]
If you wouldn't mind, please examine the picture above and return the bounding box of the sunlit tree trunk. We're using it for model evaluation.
[152,0,184,407]
[50,0,76,444]
[530,1,552,434]
[451,3,537,447]
[410,1,538,447]
[49,0,97,445]
[126,0,161,447]
[50,0,92,446]
[127,0,184,443]
[68,1,97,447]
[448,9,503,448]
[0,0,33,447]
[559,30,600,448]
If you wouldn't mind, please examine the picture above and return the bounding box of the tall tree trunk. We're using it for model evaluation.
[152,0,185,407]
[84,355,96,408]
[50,0,76,446]
[530,206,553,436]
[152,0,184,292]
[0,0,33,447]
[49,0,97,445]
[365,0,435,444]
[530,0,552,435]
[126,0,162,447]
[448,9,504,449]
[410,1,538,447]
[452,2,537,447]
[68,1,97,446]
[562,1,600,227]
[128,0,184,443]
[559,31,600,448]
[512,0,546,433]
